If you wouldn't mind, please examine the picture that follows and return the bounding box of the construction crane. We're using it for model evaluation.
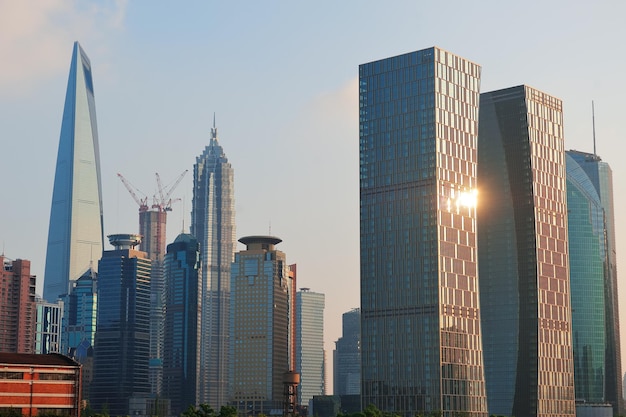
[153,170,188,212]
[117,173,149,212]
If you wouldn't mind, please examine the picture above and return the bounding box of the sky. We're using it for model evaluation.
[1,0,626,394]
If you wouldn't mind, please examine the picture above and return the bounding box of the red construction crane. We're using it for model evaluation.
[117,173,149,212]
[153,170,188,212]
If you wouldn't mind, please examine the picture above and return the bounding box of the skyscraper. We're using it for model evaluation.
[359,47,487,416]
[229,236,295,415]
[477,85,575,416]
[0,257,36,353]
[191,118,236,407]
[61,267,97,355]
[567,149,623,415]
[163,233,202,415]
[90,234,151,416]
[61,266,97,400]
[296,288,325,409]
[334,308,360,396]
[44,41,104,302]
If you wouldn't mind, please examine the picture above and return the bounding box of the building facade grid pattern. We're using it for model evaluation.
[477,85,575,417]
[359,47,487,417]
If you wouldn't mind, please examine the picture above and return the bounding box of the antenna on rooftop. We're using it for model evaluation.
[592,101,597,156]
[181,197,186,233]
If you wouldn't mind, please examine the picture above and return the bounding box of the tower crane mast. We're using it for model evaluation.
[154,170,188,212]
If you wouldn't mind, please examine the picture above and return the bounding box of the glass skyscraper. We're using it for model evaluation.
[477,85,575,417]
[61,266,97,355]
[359,47,487,416]
[163,233,202,415]
[567,150,623,415]
[334,308,361,396]
[296,288,326,408]
[191,118,236,407]
[90,234,151,416]
[44,41,104,302]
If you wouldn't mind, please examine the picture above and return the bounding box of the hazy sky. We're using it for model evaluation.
[1,0,625,393]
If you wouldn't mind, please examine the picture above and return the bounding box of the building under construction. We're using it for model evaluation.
[118,170,187,396]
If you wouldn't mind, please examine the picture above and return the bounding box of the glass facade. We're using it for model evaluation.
[191,120,236,407]
[61,267,97,355]
[334,308,361,396]
[34,298,63,354]
[229,236,293,415]
[44,42,104,302]
[163,233,202,415]
[359,47,487,417]
[567,150,623,415]
[477,85,575,417]
[296,288,326,408]
[90,238,151,416]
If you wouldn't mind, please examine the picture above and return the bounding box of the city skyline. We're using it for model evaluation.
[2,2,626,395]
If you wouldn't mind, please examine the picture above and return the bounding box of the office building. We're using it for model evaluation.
[334,308,360,396]
[0,353,82,417]
[44,41,104,302]
[296,288,326,409]
[0,257,36,354]
[567,150,623,415]
[34,297,63,354]
[477,85,575,416]
[61,266,97,355]
[229,236,295,415]
[359,47,487,416]
[191,117,236,407]
[163,233,202,415]
[90,234,151,416]
[61,266,97,400]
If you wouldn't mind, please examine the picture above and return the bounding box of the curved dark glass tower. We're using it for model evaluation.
[477,85,575,417]
[163,233,202,415]
[567,150,623,415]
[191,118,236,407]
[359,47,487,417]
[43,41,104,302]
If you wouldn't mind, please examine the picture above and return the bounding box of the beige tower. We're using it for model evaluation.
[229,236,295,415]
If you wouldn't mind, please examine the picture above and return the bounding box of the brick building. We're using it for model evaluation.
[0,352,82,416]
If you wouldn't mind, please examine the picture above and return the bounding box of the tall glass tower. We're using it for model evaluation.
[567,150,623,415]
[44,41,104,302]
[191,118,236,407]
[90,234,151,416]
[334,308,361,396]
[359,47,487,417]
[477,85,575,417]
[163,233,202,415]
[296,288,326,408]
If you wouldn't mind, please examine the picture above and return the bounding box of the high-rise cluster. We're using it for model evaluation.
[29,41,322,417]
[358,46,622,417]
[2,39,622,417]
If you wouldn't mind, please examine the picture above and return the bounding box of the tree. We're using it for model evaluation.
[218,406,237,417]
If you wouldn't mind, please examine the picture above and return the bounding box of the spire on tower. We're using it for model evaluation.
[211,112,218,140]
[592,101,597,156]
